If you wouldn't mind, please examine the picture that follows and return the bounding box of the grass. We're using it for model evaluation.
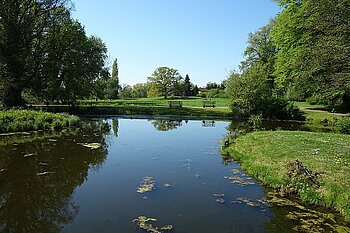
[78,97,231,108]
[292,101,350,132]
[223,130,350,221]
[31,105,232,118]
[0,110,79,133]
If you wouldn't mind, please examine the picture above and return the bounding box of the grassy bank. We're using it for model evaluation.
[78,97,230,108]
[222,130,350,221]
[292,101,350,132]
[0,110,79,133]
[30,105,232,118]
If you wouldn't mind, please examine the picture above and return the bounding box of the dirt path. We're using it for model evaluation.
[301,107,350,116]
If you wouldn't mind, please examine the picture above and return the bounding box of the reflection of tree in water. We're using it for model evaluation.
[112,119,119,137]
[151,119,183,131]
[0,120,110,233]
[202,120,216,127]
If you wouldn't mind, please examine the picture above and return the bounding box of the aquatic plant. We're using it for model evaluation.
[137,177,156,194]
[132,216,174,233]
[0,110,79,133]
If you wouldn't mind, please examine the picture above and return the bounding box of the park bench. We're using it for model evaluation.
[168,101,183,108]
[202,120,216,127]
[203,100,216,108]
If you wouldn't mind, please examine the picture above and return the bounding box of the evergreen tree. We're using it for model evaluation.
[184,74,192,97]
[110,58,120,99]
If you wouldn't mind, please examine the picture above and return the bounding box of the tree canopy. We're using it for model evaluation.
[272,0,350,109]
[147,67,181,99]
[0,0,109,106]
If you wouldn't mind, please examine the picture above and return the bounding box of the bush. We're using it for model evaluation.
[206,89,228,98]
[0,110,79,133]
[336,117,350,134]
[226,66,304,120]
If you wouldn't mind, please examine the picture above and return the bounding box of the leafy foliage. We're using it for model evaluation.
[272,0,350,109]
[147,67,181,99]
[0,1,108,106]
[336,117,350,135]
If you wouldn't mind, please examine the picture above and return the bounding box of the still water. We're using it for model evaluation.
[0,118,348,233]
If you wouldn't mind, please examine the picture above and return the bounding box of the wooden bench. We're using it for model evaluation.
[203,100,216,108]
[168,101,183,108]
[202,120,216,127]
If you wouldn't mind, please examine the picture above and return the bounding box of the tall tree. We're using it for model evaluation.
[147,67,181,99]
[241,19,277,89]
[36,18,107,104]
[273,0,350,108]
[0,0,69,107]
[184,74,192,97]
[110,58,120,99]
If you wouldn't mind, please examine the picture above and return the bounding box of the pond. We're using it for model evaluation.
[0,118,348,233]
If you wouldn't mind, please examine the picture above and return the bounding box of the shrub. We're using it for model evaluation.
[336,117,350,134]
[0,110,79,133]
[206,89,228,98]
[226,67,304,120]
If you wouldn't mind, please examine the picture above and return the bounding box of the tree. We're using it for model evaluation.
[0,0,69,107]
[192,85,199,96]
[273,0,350,109]
[146,82,162,97]
[131,83,148,98]
[206,82,220,90]
[226,22,303,120]
[119,84,132,99]
[109,58,120,99]
[147,67,181,99]
[184,74,192,97]
[36,18,107,104]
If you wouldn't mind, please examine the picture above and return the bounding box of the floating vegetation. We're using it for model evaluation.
[78,143,102,150]
[232,197,261,207]
[137,177,156,194]
[216,198,225,204]
[214,194,225,197]
[214,194,226,204]
[24,153,34,158]
[37,172,52,176]
[133,216,174,233]
[224,168,256,186]
[266,191,350,232]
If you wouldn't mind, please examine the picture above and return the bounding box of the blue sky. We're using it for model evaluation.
[72,0,280,87]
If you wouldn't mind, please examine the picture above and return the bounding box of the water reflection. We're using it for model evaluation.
[202,120,216,127]
[112,119,119,137]
[150,119,183,131]
[0,120,110,233]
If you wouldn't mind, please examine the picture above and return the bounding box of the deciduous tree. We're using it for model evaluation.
[147,67,181,99]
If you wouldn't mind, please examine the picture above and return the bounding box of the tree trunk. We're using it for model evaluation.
[1,85,24,107]
[164,87,168,99]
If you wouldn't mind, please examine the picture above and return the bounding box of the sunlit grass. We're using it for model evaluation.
[79,97,231,108]
[223,130,350,221]
[0,110,79,133]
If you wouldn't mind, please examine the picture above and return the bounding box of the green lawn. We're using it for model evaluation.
[223,130,350,221]
[79,97,231,108]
